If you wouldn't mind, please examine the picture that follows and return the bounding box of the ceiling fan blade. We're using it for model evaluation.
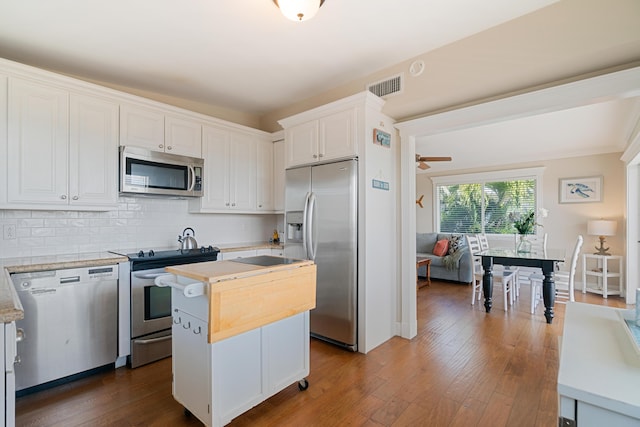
[417,156,452,162]
[418,162,430,170]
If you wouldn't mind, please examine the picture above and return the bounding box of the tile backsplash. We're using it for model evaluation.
[0,196,280,258]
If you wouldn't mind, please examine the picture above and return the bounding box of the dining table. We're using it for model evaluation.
[476,248,566,324]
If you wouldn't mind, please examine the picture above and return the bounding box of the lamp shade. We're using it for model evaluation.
[587,219,617,236]
[274,0,325,21]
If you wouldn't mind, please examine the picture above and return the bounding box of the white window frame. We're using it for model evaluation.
[431,167,545,240]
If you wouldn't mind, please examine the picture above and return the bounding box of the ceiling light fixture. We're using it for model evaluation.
[273,0,325,22]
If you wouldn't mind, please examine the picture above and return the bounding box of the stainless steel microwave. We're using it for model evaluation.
[119,146,203,197]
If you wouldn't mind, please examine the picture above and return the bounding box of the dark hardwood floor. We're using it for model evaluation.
[16,280,629,427]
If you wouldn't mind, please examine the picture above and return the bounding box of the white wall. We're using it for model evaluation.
[0,196,279,258]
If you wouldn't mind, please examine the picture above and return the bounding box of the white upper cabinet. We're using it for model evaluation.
[120,104,202,158]
[5,77,118,209]
[229,132,257,211]
[119,104,163,152]
[256,139,274,211]
[273,139,285,212]
[190,125,259,213]
[284,109,356,168]
[165,115,202,158]
[285,120,318,167]
[319,109,356,161]
[69,94,119,207]
[0,74,8,205]
[7,78,69,206]
[197,125,230,210]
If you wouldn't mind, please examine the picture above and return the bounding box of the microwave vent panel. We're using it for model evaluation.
[367,74,403,98]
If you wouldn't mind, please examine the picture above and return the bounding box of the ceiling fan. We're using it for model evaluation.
[415,154,452,170]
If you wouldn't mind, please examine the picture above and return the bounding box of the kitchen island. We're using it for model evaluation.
[558,303,640,426]
[158,256,316,427]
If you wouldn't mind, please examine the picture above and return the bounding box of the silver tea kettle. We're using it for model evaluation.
[178,227,198,250]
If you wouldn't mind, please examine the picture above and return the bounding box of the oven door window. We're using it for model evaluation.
[144,285,171,321]
[126,158,188,191]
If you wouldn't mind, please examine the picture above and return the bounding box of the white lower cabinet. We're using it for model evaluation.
[2,322,17,427]
[171,288,309,427]
[256,248,283,257]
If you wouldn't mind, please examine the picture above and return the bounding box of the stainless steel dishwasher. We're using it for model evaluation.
[11,265,118,393]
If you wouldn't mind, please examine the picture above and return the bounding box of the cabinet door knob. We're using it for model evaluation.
[232,203,236,207]
[60,195,67,200]
[313,154,318,159]
[225,202,230,206]
[72,196,79,200]
[167,146,172,150]
[318,153,324,158]
[158,144,164,149]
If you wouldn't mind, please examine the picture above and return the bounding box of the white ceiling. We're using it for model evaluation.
[0,0,559,116]
[2,0,637,171]
[415,97,640,173]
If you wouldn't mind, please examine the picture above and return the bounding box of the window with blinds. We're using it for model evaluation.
[437,178,537,235]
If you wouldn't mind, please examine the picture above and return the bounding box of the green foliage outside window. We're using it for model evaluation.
[438,179,536,235]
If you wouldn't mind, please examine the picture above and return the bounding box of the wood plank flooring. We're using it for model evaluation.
[15,280,630,426]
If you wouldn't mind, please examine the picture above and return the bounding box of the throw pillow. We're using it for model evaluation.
[432,239,449,257]
[448,235,464,255]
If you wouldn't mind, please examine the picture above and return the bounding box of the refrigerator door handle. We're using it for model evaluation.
[307,192,317,260]
[302,192,311,259]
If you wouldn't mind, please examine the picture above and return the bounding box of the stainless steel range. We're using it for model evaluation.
[126,246,219,368]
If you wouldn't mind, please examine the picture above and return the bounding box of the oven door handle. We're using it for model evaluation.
[133,272,168,280]
[132,335,172,345]
[155,274,205,298]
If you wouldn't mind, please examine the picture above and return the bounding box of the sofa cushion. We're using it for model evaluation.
[448,235,464,255]
[433,239,449,256]
[416,233,438,254]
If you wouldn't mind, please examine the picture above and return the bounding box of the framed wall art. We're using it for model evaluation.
[373,128,391,147]
[559,176,603,203]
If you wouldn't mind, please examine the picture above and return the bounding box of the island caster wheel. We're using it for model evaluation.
[298,378,309,391]
[184,408,192,417]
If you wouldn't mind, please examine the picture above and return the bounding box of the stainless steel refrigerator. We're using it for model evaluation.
[284,159,358,351]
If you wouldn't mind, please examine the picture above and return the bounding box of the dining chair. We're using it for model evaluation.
[465,234,517,310]
[554,235,583,303]
[477,234,489,251]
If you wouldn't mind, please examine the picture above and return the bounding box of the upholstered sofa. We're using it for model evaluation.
[416,233,474,284]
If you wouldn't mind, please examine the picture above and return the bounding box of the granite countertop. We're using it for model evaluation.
[215,242,283,252]
[0,242,283,323]
[0,252,129,323]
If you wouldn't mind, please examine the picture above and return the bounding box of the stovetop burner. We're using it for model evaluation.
[127,246,219,260]
[126,246,220,271]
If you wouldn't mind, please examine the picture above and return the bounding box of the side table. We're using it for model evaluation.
[416,257,431,288]
[582,253,624,298]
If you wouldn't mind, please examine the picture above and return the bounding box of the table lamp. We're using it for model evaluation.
[587,219,617,256]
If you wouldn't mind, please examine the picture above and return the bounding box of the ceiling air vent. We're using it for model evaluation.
[367,73,403,98]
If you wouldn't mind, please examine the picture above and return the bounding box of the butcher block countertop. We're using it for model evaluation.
[167,256,316,343]
[166,257,313,283]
